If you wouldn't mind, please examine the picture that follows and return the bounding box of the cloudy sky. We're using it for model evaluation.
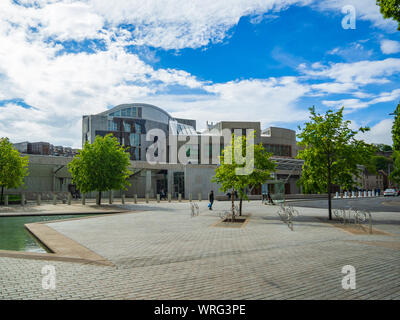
[0,0,399,148]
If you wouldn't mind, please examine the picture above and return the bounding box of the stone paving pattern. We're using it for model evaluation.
[1,201,399,299]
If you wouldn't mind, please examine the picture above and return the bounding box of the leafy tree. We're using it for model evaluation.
[212,133,276,216]
[390,150,400,185]
[297,107,374,220]
[377,0,400,30]
[0,138,29,204]
[370,155,392,173]
[373,143,393,152]
[392,102,400,151]
[390,104,400,186]
[68,134,132,205]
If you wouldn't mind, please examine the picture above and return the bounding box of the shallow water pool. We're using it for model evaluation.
[0,215,90,253]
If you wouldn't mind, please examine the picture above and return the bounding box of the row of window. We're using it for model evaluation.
[107,120,142,133]
[264,144,292,157]
[109,107,138,118]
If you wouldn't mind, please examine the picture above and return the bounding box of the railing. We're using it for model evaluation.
[333,208,373,234]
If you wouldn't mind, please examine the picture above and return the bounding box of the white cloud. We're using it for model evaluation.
[380,39,400,54]
[302,58,400,85]
[2,0,311,50]
[0,0,398,149]
[354,119,393,146]
[322,88,400,112]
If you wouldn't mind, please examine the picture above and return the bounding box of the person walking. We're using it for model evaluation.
[209,190,214,210]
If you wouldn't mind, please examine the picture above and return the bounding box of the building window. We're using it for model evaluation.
[134,123,141,133]
[124,121,131,132]
[130,133,140,146]
[107,120,117,131]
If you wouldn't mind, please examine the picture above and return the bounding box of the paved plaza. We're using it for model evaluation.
[0,199,399,299]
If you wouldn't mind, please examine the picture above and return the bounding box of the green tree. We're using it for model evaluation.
[297,107,374,220]
[373,143,393,152]
[390,150,400,184]
[370,155,392,173]
[212,133,276,216]
[392,102,400,151]
[0,138,29,204]
[377,0,400,30]
[68,134,132,205]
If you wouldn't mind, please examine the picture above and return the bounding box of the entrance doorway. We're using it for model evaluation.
[173,172,185,198]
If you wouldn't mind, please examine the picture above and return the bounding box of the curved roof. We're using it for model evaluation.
[98,103,172,119]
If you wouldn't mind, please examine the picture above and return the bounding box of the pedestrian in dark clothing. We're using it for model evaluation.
[267,192,274,205]
[209,190,214,210]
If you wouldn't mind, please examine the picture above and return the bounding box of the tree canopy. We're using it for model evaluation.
[390,150,400,184]
[370,155,392,173]
[0,138,29,204]
[377,0,400,30]
[390,103,400,185]
[297,107,374,220]
[212,133,276,215]
[392,102,400,151]
[68,134,132,204]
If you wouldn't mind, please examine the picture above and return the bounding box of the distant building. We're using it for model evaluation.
[12,141,79,157]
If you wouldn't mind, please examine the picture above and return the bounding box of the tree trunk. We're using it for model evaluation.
[0,186,3,205]
[98,191,102,206]
[239,197,243,216]
[327,162,332,220]
[231,188,235,219]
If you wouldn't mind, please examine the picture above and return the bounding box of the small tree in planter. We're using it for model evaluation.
[212,133,276,216]
[68,134,132,205]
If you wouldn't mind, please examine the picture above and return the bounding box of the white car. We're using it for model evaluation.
[383,189,397,196]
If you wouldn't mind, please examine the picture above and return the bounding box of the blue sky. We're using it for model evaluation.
[0,0,399,148]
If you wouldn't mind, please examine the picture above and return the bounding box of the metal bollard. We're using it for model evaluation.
[67,193,72,205]
[198,193,202,201]
[82,194,86,205]
[178,193,182,202]
[121,193,125,205]
[157,194,160,203]
[134,194,137,204]
[4,195,8,206]
[37,194,41,206]
[145,193,149,203]
[168,193,171,203]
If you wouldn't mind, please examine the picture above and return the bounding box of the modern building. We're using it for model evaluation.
[7,103,304,200]
[82,103,197,161]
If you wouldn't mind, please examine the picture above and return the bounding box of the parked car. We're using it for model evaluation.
[383,188,397,196]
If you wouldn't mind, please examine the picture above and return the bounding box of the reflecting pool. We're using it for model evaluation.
[0,215,90,253]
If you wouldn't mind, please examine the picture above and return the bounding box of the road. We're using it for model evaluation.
[288,196,400,212]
